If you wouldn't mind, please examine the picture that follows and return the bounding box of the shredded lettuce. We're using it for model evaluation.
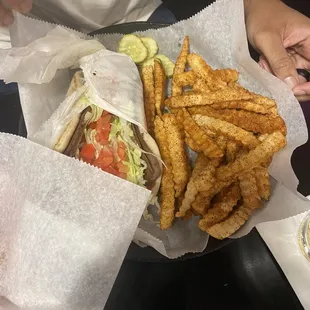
[110,117,147,186]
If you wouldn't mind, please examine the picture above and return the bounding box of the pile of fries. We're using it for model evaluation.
[140,36,287,240]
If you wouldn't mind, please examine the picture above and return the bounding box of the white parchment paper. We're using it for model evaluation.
[0,0,310,308]
[0,134,150,310]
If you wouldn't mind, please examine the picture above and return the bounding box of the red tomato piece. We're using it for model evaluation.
[103,166,120,177]
[93,156,113,169]
[80,144,96,164]
[117,141,127,160]
[119,173,127,180]
[88,122,97,130]
[97,114,112,131]
[116,161,129,174]
[95,130,110,145]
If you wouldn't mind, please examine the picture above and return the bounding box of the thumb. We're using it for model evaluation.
[257,33,299,88]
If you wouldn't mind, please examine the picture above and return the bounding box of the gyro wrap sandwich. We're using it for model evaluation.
[53,71,162,196]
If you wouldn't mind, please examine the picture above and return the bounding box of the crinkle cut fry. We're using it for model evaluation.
[187,53,226,91]
[174,71,196,87]
[216,131,286,181]
[141,65,156,136]
[202,205,253,239]
[193,78,211,93]
[154,116,175,230]
[165,87,254,108]
[198,182,241,230]
[254,167,271,200]
[163,114,191,198]
[193,114,260,149]
[193,158,221,194]
[185,134,202,152]
[182,109,223,158]
[188,106,287,135]
[154,60,166,117]
[210,100,277,116]
[172,36,189,97]
[192,193,211,216]
[213,69,239,84]
[226,140,239,163]
[238,170,262,211]
[176,154,209,218]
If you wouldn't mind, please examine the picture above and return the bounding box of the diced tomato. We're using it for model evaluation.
[89,122,97,130]
[116,161,129,174]
[93,147,114,169]
[100,147,113,158]
[95,130,110,145]
[103,166,120,177]
[80,144,96,164]
[93,156,114,169]
[119,173,127,180]
[117,141,127,160]
[97,114,112,131]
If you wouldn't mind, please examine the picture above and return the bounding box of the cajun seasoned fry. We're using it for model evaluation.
[199,182,241,229]
[187,53,226,90]
[166,87,254,108]
[203,204,253,239]
[141,65,155,136]
[193,78,211,93]
[185,134,202,152]
[188,106,287,135]
[183,109,224,158]
[193,114,259,149]
[253,94,277,108]
[226,140,239,162]
[172,36,189,96]
[193,158,221,193]
[176,154,209,218]
[154,60,166,117]
[174,71,196,87]
[216,131,286,181]
[239,170,262,210]
[154,116,175,230]
[210,100,276,115]
[213,69,239,84]
[163,114,191,197]
[192,193,211,216]
[137,36,287,239]
[254,167,271,200]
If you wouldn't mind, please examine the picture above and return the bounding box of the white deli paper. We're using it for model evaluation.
[0,134,151,310]
[0,0,310,307]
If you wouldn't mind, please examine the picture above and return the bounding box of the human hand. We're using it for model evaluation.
[0,0,32,27]
[245,0,310,101]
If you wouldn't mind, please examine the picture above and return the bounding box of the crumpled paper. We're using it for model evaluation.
[0,134,150,310]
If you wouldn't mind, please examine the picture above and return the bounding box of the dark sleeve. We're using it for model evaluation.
[161,0,216,21]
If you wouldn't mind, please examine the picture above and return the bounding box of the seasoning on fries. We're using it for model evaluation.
[136,35,287,239]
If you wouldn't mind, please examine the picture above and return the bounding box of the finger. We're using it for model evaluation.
[4,0,32,13]
[256,32,299,88]
[293,82,310,97]
[258,56,273,74]
[0,4,13,26]
[296,94,310,102]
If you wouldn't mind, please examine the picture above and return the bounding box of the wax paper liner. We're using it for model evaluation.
[0,133,151,310]
[1,0,310,258]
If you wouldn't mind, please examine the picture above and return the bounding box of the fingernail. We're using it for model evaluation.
[3,14,14,26]
[284,76,298,89]
[294,89,307,96]
[19,1,32,13]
